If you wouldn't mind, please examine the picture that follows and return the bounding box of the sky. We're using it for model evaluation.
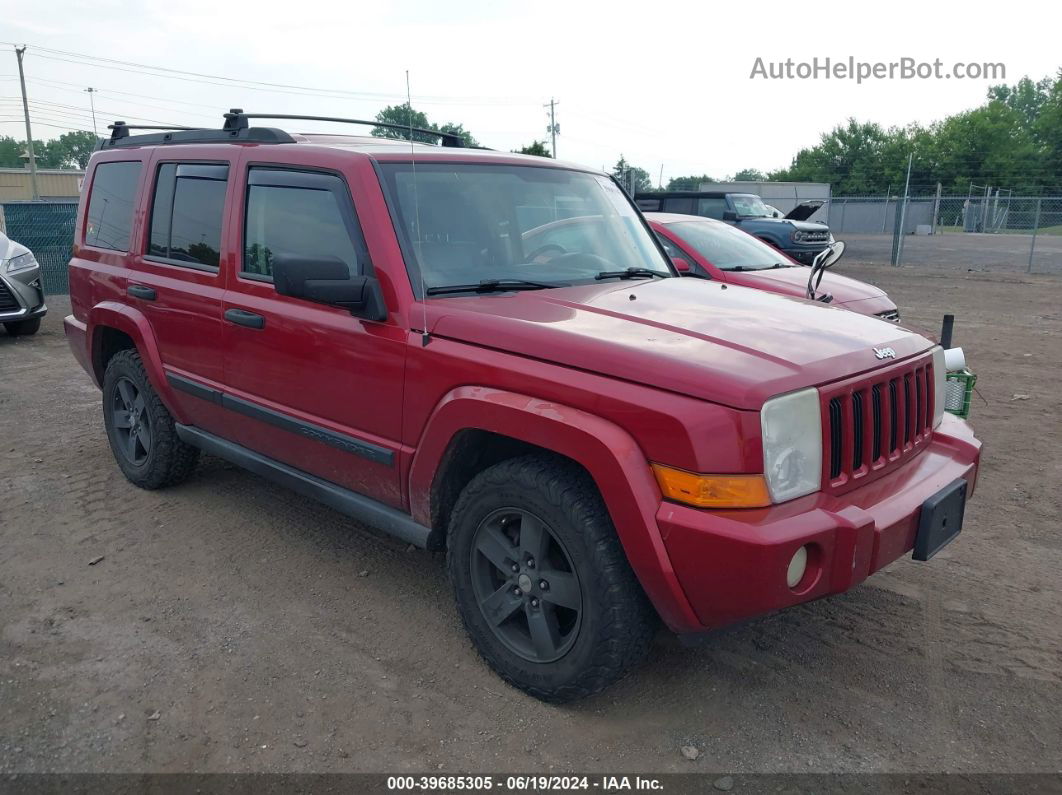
[1,0,1059,183]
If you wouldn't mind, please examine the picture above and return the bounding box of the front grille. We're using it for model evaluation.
[800,231,831,243]
[822,358,935,490]
[876,309,901,322]
[0,281,21,312]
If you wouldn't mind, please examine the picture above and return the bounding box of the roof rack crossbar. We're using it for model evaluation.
[222,109,465,147]
[108,121,198,141]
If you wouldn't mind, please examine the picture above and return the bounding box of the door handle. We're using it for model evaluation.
[224,308,266,329]
[127,284,156,301]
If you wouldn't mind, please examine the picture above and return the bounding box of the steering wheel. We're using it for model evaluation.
[525,243,568,262]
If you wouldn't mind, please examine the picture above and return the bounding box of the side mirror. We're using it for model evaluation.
[722,211,738,222]
[672,257,691,273]
[272,254,387,321]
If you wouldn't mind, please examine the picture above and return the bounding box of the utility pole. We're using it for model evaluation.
[545,98,559,158]
[85,87,98,136]
[14,46,40,201]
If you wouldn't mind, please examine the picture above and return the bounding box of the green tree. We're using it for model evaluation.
[44,131,99,169]
[1034,71,1062,188]
[731,168,766,181]
[371,103,479,147]
[0,130,98,169]
[665,174,717,191]
[988,76,1053,128]
[514,140,552,158]
[769,73,1062,195]
[0,136,22,168]
[611,156,652,192]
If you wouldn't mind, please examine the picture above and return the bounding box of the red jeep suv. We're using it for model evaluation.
[65,111,981,702]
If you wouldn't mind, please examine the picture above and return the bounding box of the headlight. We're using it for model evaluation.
[761,388,823,503]
[932,346,946,428]
[4,252,38,274]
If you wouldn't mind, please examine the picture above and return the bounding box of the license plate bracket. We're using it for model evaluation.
[913,478,968,561]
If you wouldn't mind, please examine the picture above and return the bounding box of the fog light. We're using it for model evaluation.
[786,545,809,588]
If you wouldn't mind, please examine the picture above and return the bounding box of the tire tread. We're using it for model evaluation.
[447,454,657,702]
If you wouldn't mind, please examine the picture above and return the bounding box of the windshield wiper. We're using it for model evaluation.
[595,267,666,281]
[425,278,561,296]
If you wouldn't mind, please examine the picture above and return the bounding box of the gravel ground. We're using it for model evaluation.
[1,266,1060,775]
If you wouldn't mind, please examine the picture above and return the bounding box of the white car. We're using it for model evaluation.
[0,231,47,336]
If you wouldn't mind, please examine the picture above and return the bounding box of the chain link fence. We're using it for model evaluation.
[822,195,1062,273]
[0,201,78,293]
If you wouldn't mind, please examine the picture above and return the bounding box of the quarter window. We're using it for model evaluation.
[148,163,228,268]
[85,161,142,252]
[243,169,359,279]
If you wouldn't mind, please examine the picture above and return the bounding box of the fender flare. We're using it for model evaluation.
[408,386,702,632]
[87,301,187,424]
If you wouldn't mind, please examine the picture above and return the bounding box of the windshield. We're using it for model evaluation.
[379,163,672,293]
[730,194,773,218]
[668,221,791,271]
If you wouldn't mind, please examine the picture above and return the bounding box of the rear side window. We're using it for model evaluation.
[696,197,728,219]
[662,197,694,214]
[149,163,229,269]
[243,169,360,280]
[85,161,142,251]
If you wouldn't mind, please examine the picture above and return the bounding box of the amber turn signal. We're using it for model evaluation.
[651,464,772,509]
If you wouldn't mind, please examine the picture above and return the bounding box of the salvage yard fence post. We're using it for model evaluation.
[1028,198,1042,273]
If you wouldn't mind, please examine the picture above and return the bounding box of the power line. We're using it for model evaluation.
[1,43,540,106]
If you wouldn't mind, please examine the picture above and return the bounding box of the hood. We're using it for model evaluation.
[784,200,824,221]
[427,278,930,410]
[730,266,887,304]
[0,232,30,262]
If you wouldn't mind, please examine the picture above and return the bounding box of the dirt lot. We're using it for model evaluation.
[2,265,1060,776]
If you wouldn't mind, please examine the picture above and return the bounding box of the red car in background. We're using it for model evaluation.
[648,212,901,322]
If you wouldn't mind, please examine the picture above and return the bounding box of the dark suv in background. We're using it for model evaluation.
[635,191,833,264]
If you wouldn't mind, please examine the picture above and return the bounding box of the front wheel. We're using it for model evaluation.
[447,454,657,702]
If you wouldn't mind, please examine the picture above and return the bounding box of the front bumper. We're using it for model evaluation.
[0,268,47,322]
[656,413,980,631]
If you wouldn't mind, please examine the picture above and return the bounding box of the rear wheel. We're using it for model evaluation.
[102,349,199,489]
[447,454,657,702]
[3,317,41,336]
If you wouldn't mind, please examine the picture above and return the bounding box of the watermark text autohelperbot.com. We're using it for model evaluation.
[750,57,1005,83]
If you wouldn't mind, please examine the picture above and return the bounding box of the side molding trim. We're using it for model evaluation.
[167,372,394,466]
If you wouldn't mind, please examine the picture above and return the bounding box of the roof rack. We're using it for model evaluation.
[95,109,469,150]
[222,109,466,147]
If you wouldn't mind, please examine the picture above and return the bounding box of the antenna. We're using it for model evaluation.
[407,71,430,347]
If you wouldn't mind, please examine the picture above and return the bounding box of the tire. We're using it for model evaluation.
[447,454,657,702]
[4,317,41,336]
[102,349,199,489]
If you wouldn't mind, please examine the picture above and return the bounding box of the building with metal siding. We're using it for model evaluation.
[0,168,84,202]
